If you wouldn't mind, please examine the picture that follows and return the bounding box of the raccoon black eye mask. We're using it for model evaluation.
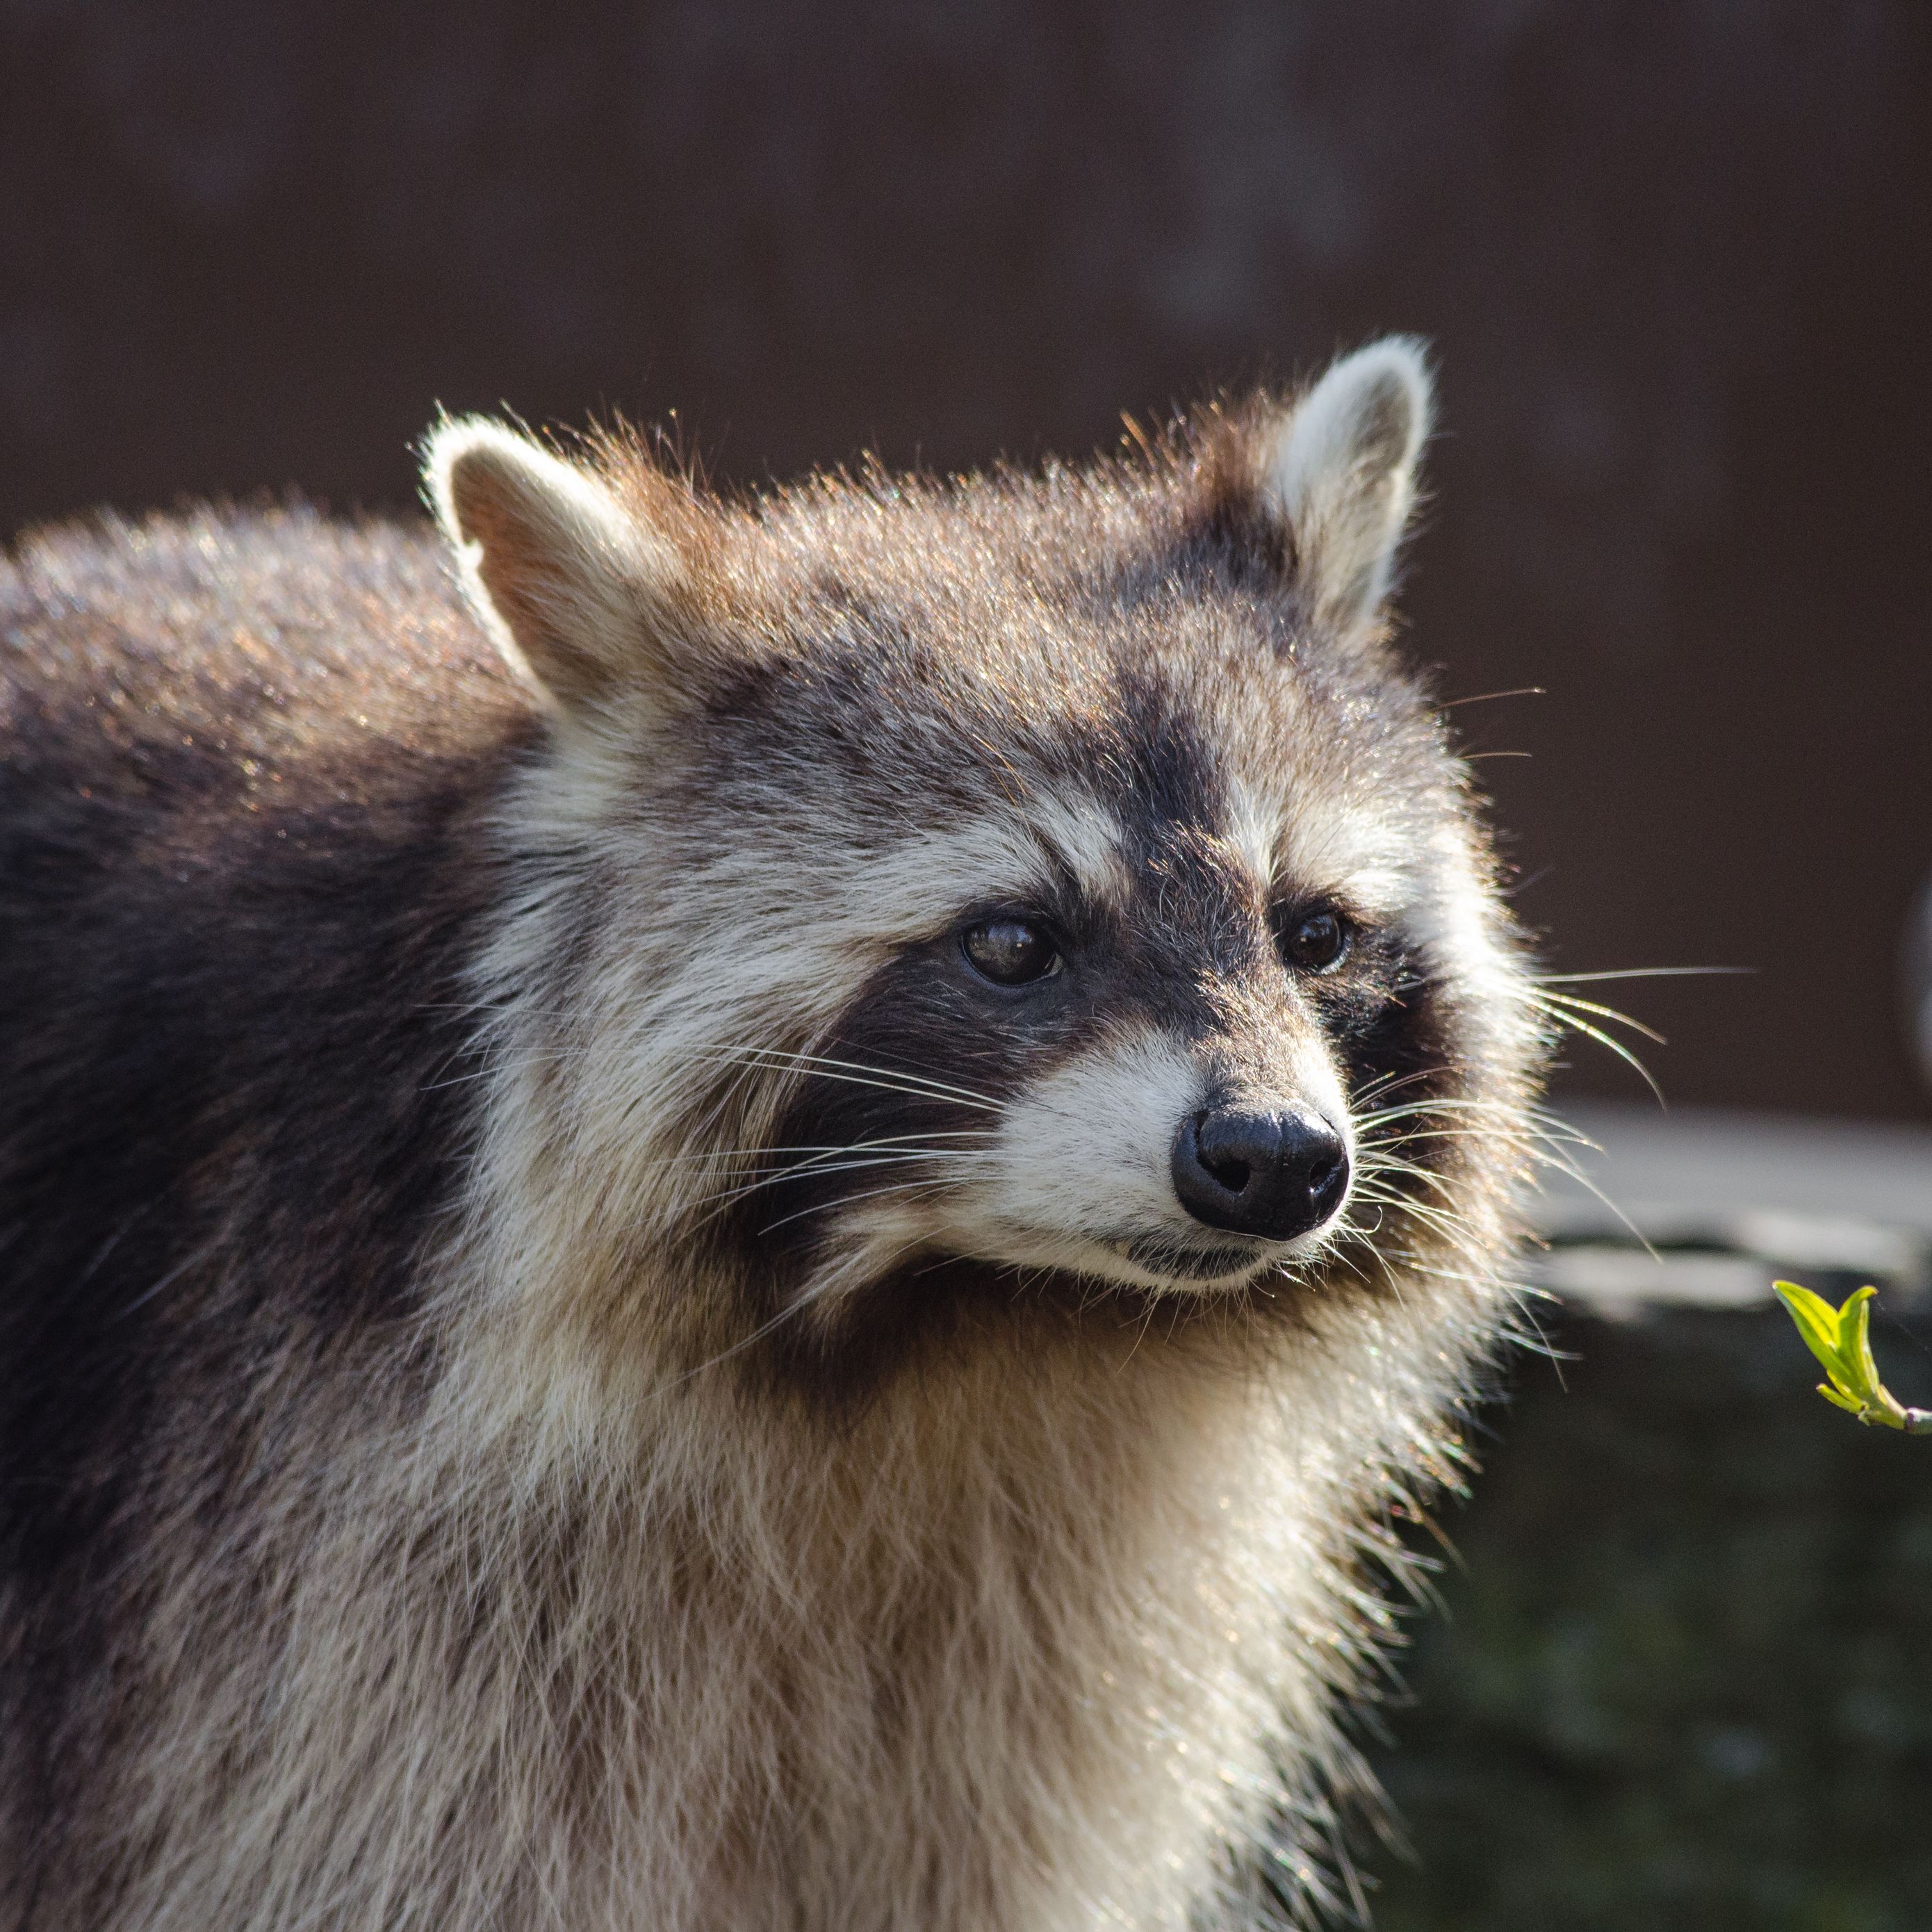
[0,337,1548,1931]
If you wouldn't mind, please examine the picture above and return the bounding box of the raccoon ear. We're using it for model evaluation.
[424,416,694,715]
[1259,337,1432,637]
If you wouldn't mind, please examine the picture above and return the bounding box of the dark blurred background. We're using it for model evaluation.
[3,0,1929,1120]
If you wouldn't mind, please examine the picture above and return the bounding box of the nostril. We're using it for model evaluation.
[1201,1154,1251,1195]
[1189,1111,1255,1196]
[1306,1147,1349,1218]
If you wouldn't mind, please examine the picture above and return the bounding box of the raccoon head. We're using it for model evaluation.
[427,340,1539,1356]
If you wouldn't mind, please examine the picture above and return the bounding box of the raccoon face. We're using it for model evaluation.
[790,862,1364,1296]
[430,341,1531,1327]
[734,713,1394,1300]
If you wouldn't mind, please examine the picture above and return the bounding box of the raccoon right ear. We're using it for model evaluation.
[1254,337,1434,639]
[424,417,695,716]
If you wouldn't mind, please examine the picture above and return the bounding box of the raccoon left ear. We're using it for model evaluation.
[1260,336,1433,637]
[423,416,697,717]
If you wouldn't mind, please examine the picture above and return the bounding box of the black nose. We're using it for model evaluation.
[1170,1105,1349,1241]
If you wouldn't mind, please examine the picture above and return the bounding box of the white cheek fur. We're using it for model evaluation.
[976,1026,1204,1247]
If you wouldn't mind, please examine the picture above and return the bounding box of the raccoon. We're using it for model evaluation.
[0,339,1546,1930]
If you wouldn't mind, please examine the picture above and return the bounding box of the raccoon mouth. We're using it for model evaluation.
[1111,1234,1274,1284]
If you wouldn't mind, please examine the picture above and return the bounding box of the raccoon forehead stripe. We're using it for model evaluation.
[1227,775,1420,914]
[1224,779,1284,894]
[807,793,1125,929]
[880,801,1127,927]
[692,792,1130,953]
[1012,788,1135,908]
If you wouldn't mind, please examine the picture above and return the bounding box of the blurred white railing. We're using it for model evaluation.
[1527,1103,1932,1313]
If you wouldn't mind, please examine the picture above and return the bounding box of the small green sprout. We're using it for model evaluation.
[1774,1281,1932,1434]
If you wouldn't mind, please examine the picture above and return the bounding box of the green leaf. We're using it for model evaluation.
[1842,1287,1883,1400]
[1774,1280,1841,1355]
[1774,1282,1858,1387]
[1779,1281,1927,1434]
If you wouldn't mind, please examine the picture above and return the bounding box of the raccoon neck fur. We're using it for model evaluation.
[366,1240,1473,1932]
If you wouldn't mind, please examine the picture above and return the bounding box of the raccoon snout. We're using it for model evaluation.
[1170,1106,1349,1243]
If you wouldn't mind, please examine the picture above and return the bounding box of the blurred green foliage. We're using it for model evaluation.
[1361,1290,1932,1931]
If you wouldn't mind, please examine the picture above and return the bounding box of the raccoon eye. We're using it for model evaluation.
[1275,908,1351,974]
[961,917,1062,987]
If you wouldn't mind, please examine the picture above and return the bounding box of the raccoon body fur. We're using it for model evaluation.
[0,341,1546,1931]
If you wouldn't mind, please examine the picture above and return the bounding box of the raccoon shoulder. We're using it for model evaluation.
[0,504,537,1490]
